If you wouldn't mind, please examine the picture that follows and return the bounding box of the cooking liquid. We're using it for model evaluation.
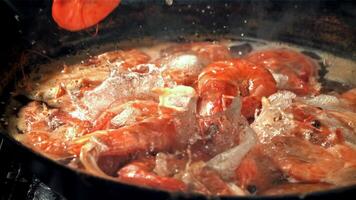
[4,38,356,196]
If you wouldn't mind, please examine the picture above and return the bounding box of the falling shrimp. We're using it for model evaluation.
[52,0,121,31]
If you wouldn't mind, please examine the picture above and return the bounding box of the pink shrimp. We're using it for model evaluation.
[265,136,345,183]
[235,145,284,193]
[70,86,199,158]
[69,113,179,157]
[285,104,346,147]
[19,102,91,158]
[117,158,187,192]
[197,59,277,119]
[341,88,356,107]
[245,48,319,95]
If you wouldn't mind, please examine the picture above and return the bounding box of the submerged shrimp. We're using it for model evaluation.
[117,158,187,192]
[245,48,320,95]
[161,42,231,63]
[156,42,231,86]
[234,145,284,194]
[265,136,345,183]
[70,86,200,172]
[17,102,91,158]
[197,59,277,118]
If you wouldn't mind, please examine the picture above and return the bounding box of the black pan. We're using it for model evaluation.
[0,0,355,199]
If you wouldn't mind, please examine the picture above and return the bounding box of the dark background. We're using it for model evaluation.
[0,0,355,199]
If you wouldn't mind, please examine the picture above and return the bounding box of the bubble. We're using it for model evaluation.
[165,0,173,6]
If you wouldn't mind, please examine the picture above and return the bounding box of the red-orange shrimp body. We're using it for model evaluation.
[197,59,277,118]
[245,48,319,95]
[70,86,198,158]
[52,0,121,31]
[341,88,356,107]
[69,112,179,157]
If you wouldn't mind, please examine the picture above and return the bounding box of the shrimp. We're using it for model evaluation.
[89,100,162,132]
[252,91,356,145]
[285,103,346,147]
[177,162,241,195]
[70,86,199,162]
[234,145,285,194]
[156,42,231,86]
[17,101,91,158]
[52,0,121,31]
[265,136,345,183]
[156,53,205,86]
[78,64,170,119]
[70,110,179,157]
[341,88,356,107]
[20,49,150,115]
[197,59,277,118]
[245,48,320,95]
[117,158,187,192]
[327,144,356,167]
